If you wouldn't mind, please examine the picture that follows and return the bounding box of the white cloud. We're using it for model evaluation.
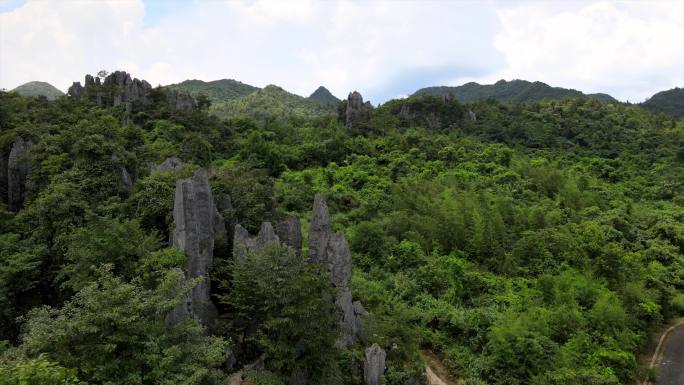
[0,0,682,102]
[492,1,684,102]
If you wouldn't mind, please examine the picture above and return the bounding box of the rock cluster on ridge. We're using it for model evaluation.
[68,70,194,111]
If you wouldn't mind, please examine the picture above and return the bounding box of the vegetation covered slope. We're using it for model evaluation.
[10,81,64,100]
[165,78,259,103]
[210,84,337,120]
[308,86,340,105]
[641,87,684,119]
[0,86,683,385]
[414,79,619,103]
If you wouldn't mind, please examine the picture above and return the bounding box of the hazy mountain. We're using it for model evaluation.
[640,88,684,118]
[308,86,340,105]
[414,79,618,103]
[165,79,259,103]
[210,84,337,120]
[11,81,64,100]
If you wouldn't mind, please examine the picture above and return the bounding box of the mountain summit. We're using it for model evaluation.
[308,86,340,105]
[11,81,64,100]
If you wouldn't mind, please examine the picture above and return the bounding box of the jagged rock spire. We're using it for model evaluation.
[166,169,226,328]
[308,193,364,347]
[7,137,32,211]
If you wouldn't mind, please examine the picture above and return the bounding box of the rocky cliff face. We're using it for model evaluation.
[308,193,364,347]
[232,222,281,260]
[7,137,33,211]
[166,169,226,327]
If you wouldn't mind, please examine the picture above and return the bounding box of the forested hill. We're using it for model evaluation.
[640,87,684,118]
[414,79,619,103]
[164,78,259,103]
[10,81,64,100]
[0,71,683,385]
[210,84,338,120]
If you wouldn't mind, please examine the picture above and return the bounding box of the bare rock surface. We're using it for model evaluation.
[166,169,224,327]
[364,344,386,385]
[8,137,32,211]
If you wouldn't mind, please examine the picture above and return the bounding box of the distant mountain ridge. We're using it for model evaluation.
[640,88,684,118]
[11,81,64,100]
[210,84,337,120]
[413,79,619,103]
[165,79,259,103]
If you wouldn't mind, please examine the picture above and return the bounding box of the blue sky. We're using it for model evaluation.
[1,0,683,103]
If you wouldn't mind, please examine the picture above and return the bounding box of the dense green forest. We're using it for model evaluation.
[0,73,683,385]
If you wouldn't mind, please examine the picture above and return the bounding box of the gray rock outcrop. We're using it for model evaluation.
[0,149,8,205]
[345,91,371,129]
[154,156,184,173]
[275,214,302,254]
[121,167,133,195]
[232,222,280,260]
[308,194,364,347]
[8,137,32,211]
[68,71,194,111]
[364,344,386,385]
[166,169,226,327]
[169,89,196,111]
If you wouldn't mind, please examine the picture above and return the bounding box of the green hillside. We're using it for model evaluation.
[10,81,64,100]
[641,87,684,118]
[165,78,259,103]
[1,79,683,385]
[210,84,337,120]
[414,79,618,103]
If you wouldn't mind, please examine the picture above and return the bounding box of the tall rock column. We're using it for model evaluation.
[8,137,32,211]
[308,194,363,347]
[364,344,386,385]
[166,169,226,327]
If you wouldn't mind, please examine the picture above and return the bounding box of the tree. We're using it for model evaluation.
[17,266,228,385]
[221,243,339,383]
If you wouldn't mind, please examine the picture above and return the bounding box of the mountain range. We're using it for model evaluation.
[8,77,682,119]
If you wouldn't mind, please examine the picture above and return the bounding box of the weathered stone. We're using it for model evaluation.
[0,148,8,205]
[232,222,281,259]
[154,156,184,173]
[353,300,368,342]
[121,167,133,195]
[345,91,364,128]
[7,137,32,211]
[467,109,477,121]
[169,89,196,111]
[166,169,223,327]
[67,82,84,97]
[364,344,386,385]
[307,193,363,346]
[275,214,302,254]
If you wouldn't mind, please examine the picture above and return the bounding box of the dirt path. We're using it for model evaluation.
[421,350,456,385]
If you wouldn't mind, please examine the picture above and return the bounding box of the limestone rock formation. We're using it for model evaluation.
[7,137,33,211]
[364,344,386,385]
[275,214,302,254]
[68,71,194,111]
[345,91,371,129]
[308,194,364,346]
[154,156,184,173]
[120,167,133,195]
[0,149,8,205]
[169,89,196,111]
[166,169,226,327]
[232,222,280,260]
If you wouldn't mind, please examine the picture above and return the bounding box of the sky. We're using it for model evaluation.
[0,0,682,103]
